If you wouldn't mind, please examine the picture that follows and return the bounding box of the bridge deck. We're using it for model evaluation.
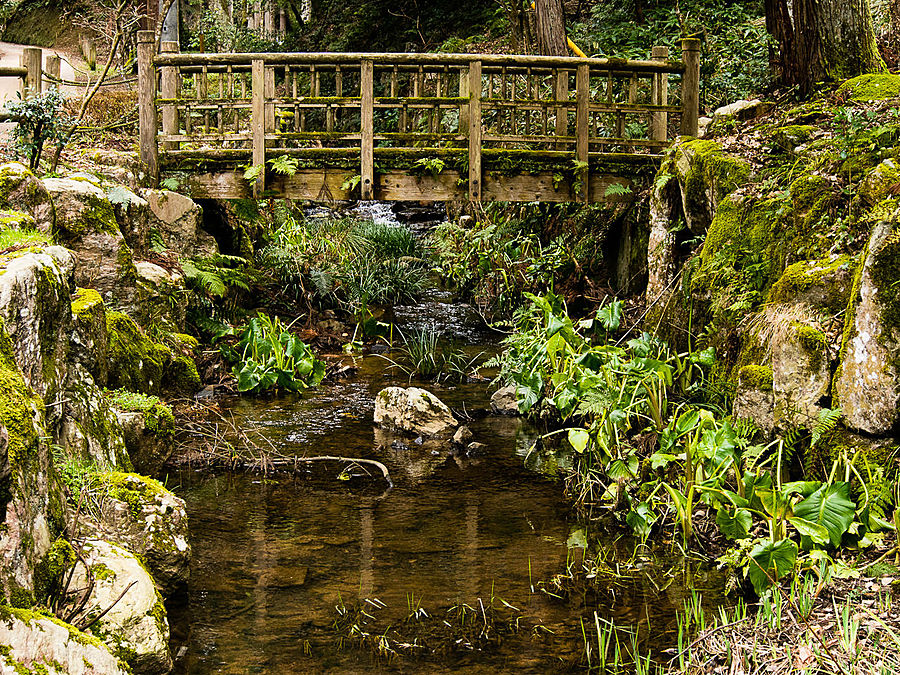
[136,36,701,203]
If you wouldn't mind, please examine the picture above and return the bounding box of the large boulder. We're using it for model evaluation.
[70,288,109,387]
[732,365,774,436]
[767,255,855,314]
[0,605,129,674]
[58,364,132,472]
[0,246,74,403]
[374,387,458,437]
[490,386,520,415]
[836,214,900,434]
[772,323,831,428]
[142,189,217,258]
[42,177,137,309]
[68,539,173,675]
[106,184,150,256]
[85,473,189,596]
[0,162,54,230]
[134,261,187,331]
[107,392,175,476]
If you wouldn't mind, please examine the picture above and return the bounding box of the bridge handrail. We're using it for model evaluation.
[153,51,687,74]
[138,32,701,203]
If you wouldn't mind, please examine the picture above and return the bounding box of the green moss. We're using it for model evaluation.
[869,223,900,340]
[33,539,76,603]
[859,159,900,208]
[837,74,900,102]
[164,354,201,395]
[737,365,773,391]
[92,472,167,519]
[0,165,29,206]
[70,288,104,317]
[675,139,751,223]
[106,312,167,395]
[105,389,175,436]
[53,191,120,241]
[8,587,34,609]
[769,124,817,152]
[793,323,828,370]
[767,254,854,312]
[0,318,44,478]
[90,562,116,582]
[0,210,35,230]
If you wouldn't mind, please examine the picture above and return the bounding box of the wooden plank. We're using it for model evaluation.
[576,63,590,204]
[155,52,687,73]
[360,59,374,200]
[458,65,469,132]
[44,54,60,90]
[251,59,266,197]
[137,31,158,183]
[554,68,568,141]
[651,46,669,142]
[680,38,701,137]
[264,63,276,134]
[468,60,482,201]
[160,41,179,151]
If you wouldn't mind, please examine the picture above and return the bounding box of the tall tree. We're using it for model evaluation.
[535,0,567,56]
[765,0,885,94]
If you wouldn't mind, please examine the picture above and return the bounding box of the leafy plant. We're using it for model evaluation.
[4,87,72,170]
[229,313,325,394]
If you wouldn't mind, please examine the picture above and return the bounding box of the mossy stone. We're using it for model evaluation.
[737,365,773,391]
[105,312,166,396]
[837,74,900,102]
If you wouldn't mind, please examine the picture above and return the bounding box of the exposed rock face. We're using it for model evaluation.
[0,162,54,230]
[85,473,189,596]
[772,324,831,428]
[374,387,458,437]
[767,255,855,314]
[143,190,217,258]
[836,217,900,434]
[42,177,137,309]
[0,606,129,675]
[0,247,74,402]
[112,406,175,478]
[134,261,186,331]
[490,386,520,415]
[732,366,774,435]
[70,539,173,675]
[107,185,150,256]
[71,288,109,387]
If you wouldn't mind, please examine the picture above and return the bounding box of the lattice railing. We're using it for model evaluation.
[138,32,700,201]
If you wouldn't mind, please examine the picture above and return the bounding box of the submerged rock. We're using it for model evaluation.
[490,386,520,415]
[0,605,129,675]
[374,387,458,437]
[69,539,173,675]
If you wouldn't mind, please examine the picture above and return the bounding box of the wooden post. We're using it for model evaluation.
[458,65,469,138]
[360,59,374,201]
[264,63,275,133]
[80,36,96,70]
[680,38,701,137]
[468,60,482,202]
[650,46,669,143]
[137,31,158,183]
[44,54,60,91]
[21,47,41,98]
[251,59,266,197]
[160,41,179,151]
[575,63,589,204]
[554,68,568,144]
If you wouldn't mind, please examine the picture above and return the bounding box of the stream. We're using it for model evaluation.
[163,204,727,673]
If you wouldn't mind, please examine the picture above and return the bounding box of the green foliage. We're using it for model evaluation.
[0,226,49,251]
[4,87,72,170]
[382,324,480,382]
[227,313,325,394]
[268,155,300,176]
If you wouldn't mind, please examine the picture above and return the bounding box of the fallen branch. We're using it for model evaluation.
[270,456,393,488]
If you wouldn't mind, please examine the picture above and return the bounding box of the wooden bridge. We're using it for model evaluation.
[137,31,700,203]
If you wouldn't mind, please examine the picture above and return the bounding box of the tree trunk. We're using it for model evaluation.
[766,0,885,94]
[535,0,567,56]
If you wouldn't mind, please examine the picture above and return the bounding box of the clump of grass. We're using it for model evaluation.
[0,227,50,252]
[381,323,481,382]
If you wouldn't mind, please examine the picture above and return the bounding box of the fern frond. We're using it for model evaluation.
[811,407,842,448]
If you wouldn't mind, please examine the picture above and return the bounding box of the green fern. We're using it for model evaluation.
[811,407,842,448]
[268,155,300,176]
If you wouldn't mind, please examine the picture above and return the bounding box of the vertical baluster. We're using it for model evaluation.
[251,59,266,197]
[680,39,700,137]
[160,41,178,151]
[360,59,374,200]
[652,45,670,143]
[468,60,482,202]
[576,63,590,204]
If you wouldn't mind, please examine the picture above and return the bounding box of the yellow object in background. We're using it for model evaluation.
[529,1,588,57]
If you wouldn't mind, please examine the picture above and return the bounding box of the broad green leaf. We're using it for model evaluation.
[788,517,830,546]
[567,428,590,453]
[792,482,856,547]
[715,507,752,540]
[626,502,655,539]
[748,539,798,595]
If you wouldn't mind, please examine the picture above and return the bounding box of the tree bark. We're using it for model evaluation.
[766,0,885,94]
[535,0,567,56]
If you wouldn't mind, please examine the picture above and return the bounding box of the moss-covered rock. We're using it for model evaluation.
[768,124,818,153]
[85,473,189,597]
[70,288,108,387]
[141,189,216,258]
[0,603,129,674]
[0,163,54,232]
[858,159,900,207]
[41,177,137,310]
[105,312,168,396]
[163,354,201,395]
[133,261,186,332]
[838,74,900,102]
[773,323,831,428]
[767,254,855,313]
[106,390,175,474]
[733,365,774,436]
[835,214,900,434]
[67,539,173,674]
[0,247,75,403]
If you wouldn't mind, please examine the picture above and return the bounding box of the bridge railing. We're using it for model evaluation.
[138,31,699,201]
